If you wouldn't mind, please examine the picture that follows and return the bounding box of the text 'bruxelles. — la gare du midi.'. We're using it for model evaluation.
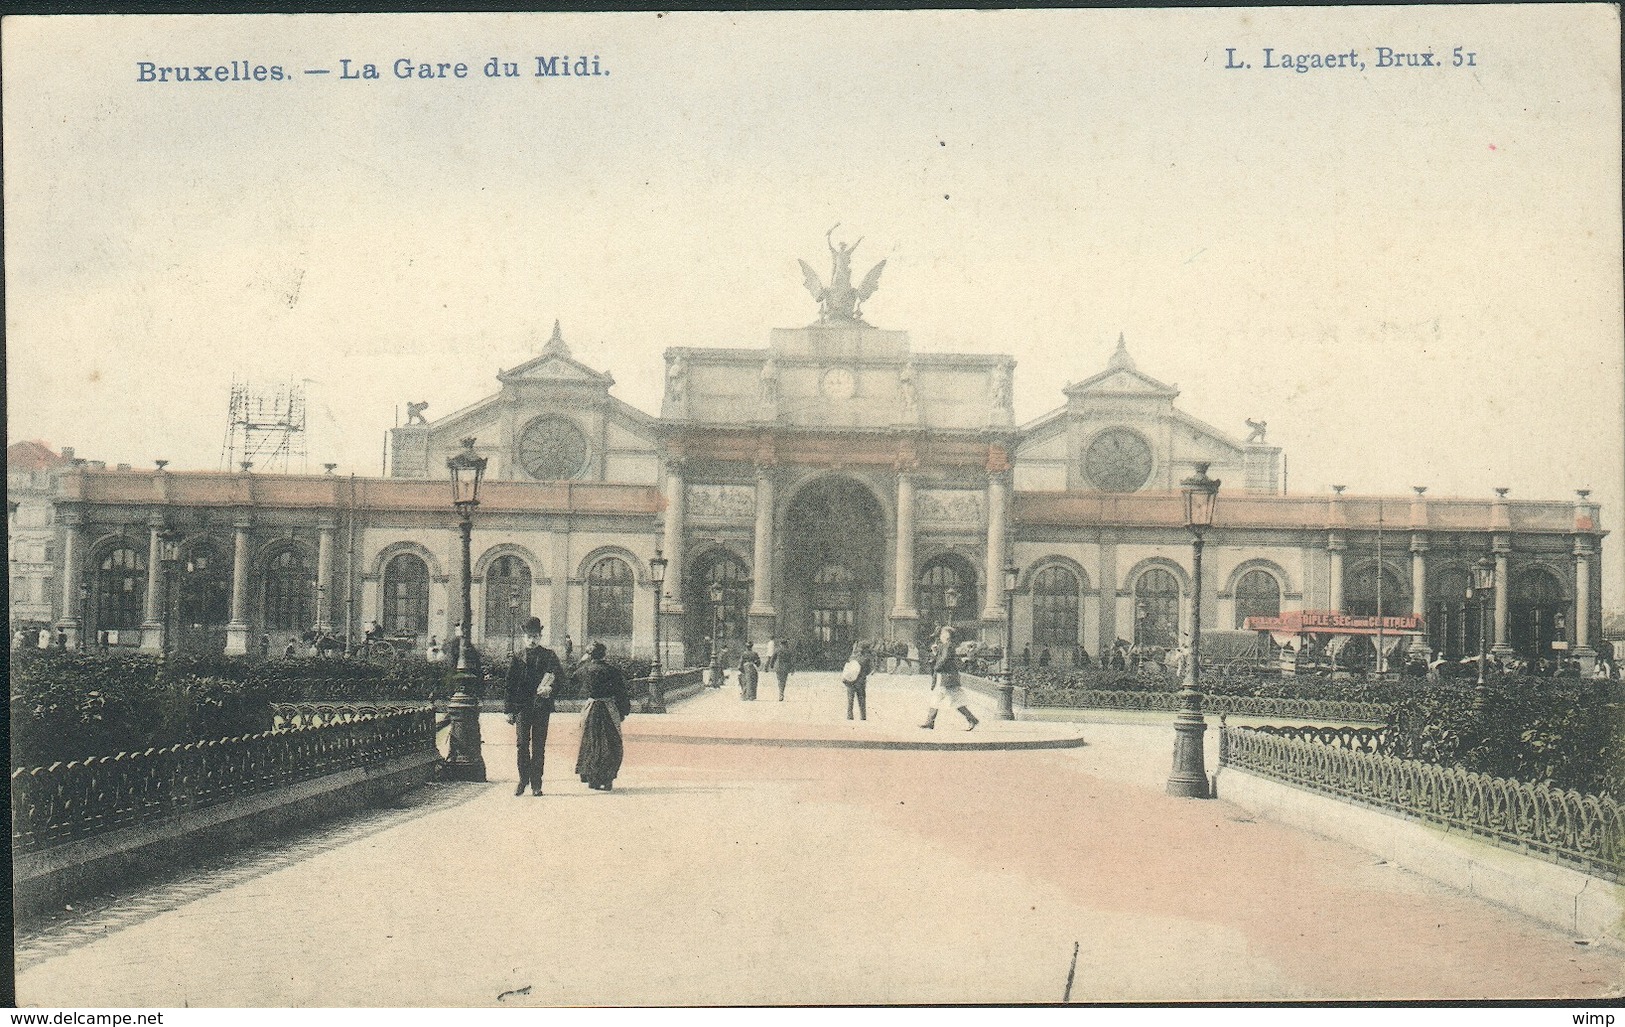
[135,55,608,84]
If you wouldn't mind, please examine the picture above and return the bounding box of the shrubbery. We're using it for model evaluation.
[9,649,458,767]
[1014,664,1622,798]
[10,649,667,766]
[1393,677,1623,798]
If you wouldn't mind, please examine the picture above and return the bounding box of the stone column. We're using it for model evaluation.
[226,515,253,655]
[1492,535,1512,656]
[1327,532,1345,612]
[982,471,1008,623]
[1408,533,1430,660]
[1573,537,1595,671]
[661,460,686,615]
[141,516,165,650]
[316,523,335,632]
[748,464,777,639]
[56,509,84,646]
[891,472,918,623]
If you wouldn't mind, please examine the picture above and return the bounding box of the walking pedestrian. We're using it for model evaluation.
[505,616,564,797]
[738,641,761,700]
[842,642,873,721]
[920,627,978,731]
[575,641,632,791]
[259,633,271,658]
[766,637,794,701]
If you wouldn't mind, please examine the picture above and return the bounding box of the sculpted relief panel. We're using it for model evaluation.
[687,483,757,520]
[917,489,984,526]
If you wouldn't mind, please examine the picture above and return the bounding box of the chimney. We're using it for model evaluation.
[60,447,74,461]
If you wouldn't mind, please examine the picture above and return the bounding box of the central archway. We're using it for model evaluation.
[782,476,887,670]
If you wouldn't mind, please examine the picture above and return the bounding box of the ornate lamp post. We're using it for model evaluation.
[508,593,520,657]
[708,579,725,687]
[1472,555,1496,703]
[78,582,90,650]
[444,437,488,781]
[943,584,959,634]
[1167,461,1220,799]
[998,561,1019,719]
[649,549,668,709]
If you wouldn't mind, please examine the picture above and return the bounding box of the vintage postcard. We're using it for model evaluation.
[5,5,1622,1012]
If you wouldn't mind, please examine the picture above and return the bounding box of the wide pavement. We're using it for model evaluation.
[14,672,1622,1005]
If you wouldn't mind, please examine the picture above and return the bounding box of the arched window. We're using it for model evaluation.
[918,556,976,640]
[1344,563,1409,618]
[264,548,314,631]
[383,553,430,635]
[483,555,532,641]
[1032,565,1080,648]
[97,546,146,631]
[1133,567,1180,648]
[587,557,634,638]
[178,540,230,627]
[1233,569,1282,628]
[1429,567,1473,659]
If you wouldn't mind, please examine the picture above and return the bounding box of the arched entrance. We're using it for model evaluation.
[1511,567,1568,660]
[782,476,886,669]
[683,549,752,667]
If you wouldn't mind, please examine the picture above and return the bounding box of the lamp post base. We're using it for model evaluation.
[1166,689,1211,799]
[647,665,667,713]
[441,674,487,782]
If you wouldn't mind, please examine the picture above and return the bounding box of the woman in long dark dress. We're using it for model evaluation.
[575,642,632,791]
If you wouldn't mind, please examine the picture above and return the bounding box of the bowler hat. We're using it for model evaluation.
[523,616,543,634]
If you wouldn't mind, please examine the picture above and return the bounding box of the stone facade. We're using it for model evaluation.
[15,315,1607,672]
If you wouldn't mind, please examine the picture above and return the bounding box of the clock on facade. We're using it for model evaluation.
[517,416,589,480]
[820,365,857,400]
[1083,427,1153,492]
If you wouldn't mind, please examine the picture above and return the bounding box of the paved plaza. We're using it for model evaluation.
[14,673,1623,1006]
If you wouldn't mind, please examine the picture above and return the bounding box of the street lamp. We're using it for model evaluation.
[944,584,960,633]
[708,578,725,688]
[1168,461,1220,799]
[78,582,90,650]
[443,436,488,781]
[649,549,668,709]
[1472,555,1496,702]
[508,593,520,656]
[998,560,1020,719]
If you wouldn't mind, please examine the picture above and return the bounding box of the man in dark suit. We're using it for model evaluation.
[505,616,565,796]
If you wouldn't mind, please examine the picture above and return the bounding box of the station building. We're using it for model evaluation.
[18,268,1606,671]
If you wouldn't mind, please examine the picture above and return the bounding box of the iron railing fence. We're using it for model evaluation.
[271,701,430,729]
[11,709,437,855]
[1220,724,1623,880]
[1028,687,1390,724]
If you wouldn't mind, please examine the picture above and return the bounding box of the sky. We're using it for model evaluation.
[5,8,1621,603]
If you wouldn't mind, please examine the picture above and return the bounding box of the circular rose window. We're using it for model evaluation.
[517,417,589,480]
[1083,428,1153,492]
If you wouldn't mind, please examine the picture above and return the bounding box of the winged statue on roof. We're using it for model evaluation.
[798,225,886,325]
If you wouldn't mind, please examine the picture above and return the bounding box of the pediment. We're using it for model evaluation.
[1065,367,1178,398]
[498,354,614,386]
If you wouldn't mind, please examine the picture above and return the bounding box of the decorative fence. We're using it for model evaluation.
[271,701,430,729]
[1029,688,1390,724]
[1248,723,1392,754]
[11,709,438,855]
[645,668,707,710]
[1220,723,1624,880]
